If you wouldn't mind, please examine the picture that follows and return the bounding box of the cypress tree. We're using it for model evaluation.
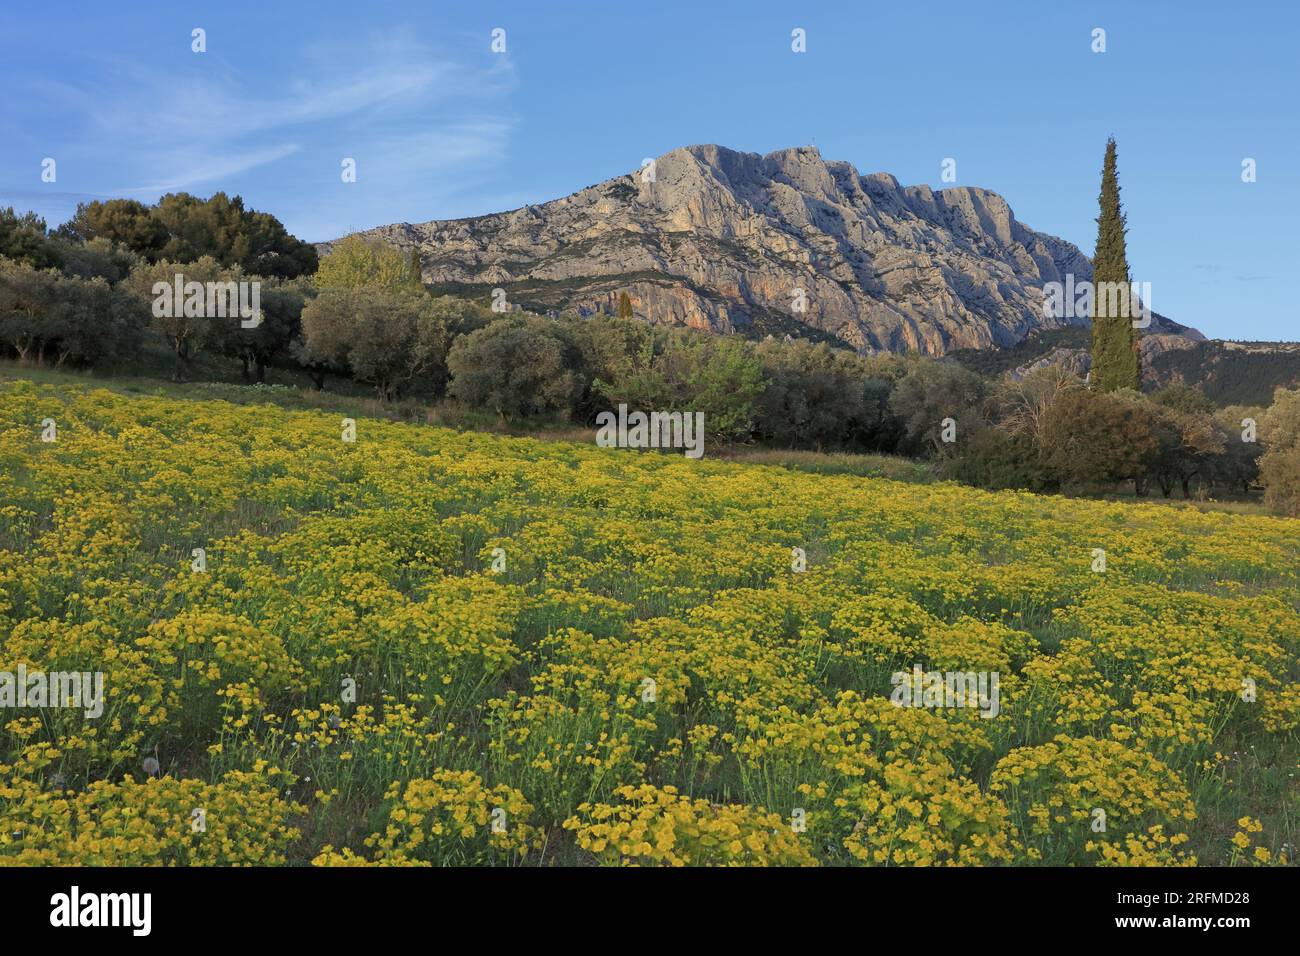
[408,249,424,290]
[617,291,634,319]
[1090,138,1140,391]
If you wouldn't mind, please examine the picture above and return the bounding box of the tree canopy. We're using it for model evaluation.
[57,193,317,279]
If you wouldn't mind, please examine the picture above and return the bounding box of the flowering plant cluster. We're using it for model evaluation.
[0,381,1295,865]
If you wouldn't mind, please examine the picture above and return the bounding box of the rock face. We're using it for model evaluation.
[326,144,1200,355]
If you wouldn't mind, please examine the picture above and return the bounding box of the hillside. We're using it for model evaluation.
[325,144,1200,355]
[1151,340,1300,406]
[950,330,1300,405]
[2,379,1296,866]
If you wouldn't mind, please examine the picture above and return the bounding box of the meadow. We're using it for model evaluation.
[0,378,1296,866]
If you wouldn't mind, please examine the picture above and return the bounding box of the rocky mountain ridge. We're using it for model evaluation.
[324,143,1201,355]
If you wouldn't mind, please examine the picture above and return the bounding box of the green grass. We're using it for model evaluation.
[720,447,937,482]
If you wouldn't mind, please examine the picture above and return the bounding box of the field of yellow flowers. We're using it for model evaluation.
[1,379,1297,866]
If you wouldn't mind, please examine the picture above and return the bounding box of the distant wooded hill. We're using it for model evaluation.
[949,329,1300,407]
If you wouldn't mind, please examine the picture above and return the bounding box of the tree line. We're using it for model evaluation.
[2,192,1298,517]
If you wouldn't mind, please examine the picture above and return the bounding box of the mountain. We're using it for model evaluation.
[323,143,1201,355]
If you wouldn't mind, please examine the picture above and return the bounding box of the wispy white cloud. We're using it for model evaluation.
[122,144,303,196]
[354,122,515,182]
[19,29,516,201]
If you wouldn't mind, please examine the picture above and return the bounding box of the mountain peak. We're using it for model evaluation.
[329,144,1197,353]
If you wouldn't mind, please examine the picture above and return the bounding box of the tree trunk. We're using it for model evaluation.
[173,340,188,382]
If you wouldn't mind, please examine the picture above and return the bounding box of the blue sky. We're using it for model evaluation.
[1,0,1295,341]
